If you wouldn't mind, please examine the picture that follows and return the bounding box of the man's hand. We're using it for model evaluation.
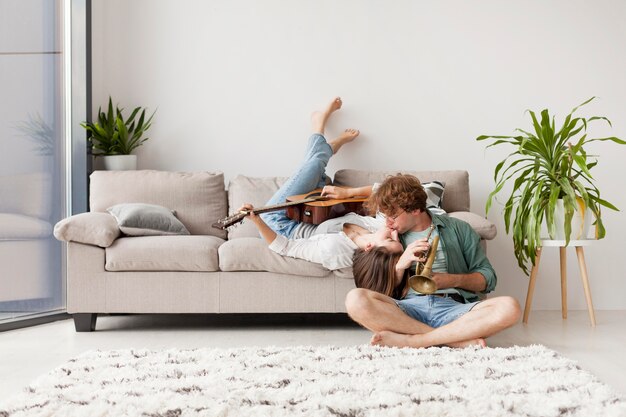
[431,273,454,290]
[431,272,487,292]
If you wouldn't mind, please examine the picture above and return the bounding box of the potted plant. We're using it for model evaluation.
[81,97,155,170]
[477,97,625,275]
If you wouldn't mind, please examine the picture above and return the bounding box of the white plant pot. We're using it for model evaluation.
[549,198,592,240]
[101,155,137,171]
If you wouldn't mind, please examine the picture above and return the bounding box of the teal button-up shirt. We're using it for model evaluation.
[402,212,497,303]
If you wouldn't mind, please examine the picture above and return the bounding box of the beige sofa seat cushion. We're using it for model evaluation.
[54,212,120,247]
[333,169,470,213]
[448,212,497,240]
[227,175,287,239]
[105,235,224,272]
[0,213,52,240]
[90,170,228,239]
[219,238,331,277]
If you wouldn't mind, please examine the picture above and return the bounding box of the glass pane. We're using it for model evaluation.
[0,0,66,322]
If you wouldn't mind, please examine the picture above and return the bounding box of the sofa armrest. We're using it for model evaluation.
[54,212,121,247]
[448,211,497,240]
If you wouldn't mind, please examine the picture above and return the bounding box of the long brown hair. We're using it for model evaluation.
[352,248,407,299]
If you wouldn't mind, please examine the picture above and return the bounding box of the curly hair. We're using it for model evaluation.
[366,174,427,216]
[352,248,407,299]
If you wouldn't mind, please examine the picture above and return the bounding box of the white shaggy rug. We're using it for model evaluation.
[1,345,624,417]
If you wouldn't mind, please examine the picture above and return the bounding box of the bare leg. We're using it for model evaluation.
[371,296,521,349]
[311,97,342,135]
[345,288,486,348]
[261,97,343,238]
[328,129,360,154]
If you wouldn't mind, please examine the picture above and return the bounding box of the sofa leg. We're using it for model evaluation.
[73,313,97,332]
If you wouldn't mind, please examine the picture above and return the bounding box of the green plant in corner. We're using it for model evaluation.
[477,97,625,275]
[81,97,155,155]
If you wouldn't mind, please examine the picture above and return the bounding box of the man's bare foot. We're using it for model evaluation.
[449,338,487,349]
[329,128,360,154]
[311,97,342,134]
[370,331,487,349]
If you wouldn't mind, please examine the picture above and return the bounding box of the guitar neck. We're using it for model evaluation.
[250,197,321,215]
[212,193,365,230]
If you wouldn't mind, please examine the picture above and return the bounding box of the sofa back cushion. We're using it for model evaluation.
[333,169,470,213]
[227,175,287,239]
[90,170,227,238]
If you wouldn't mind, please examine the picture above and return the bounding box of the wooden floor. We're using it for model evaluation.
[0,310,624,402]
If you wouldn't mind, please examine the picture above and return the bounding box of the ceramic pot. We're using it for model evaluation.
[549,198,592,240]
[101,155,137,170]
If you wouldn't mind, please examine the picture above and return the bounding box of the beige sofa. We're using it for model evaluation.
[56,169,496,332]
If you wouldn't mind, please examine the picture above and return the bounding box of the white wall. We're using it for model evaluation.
[92,0,626,310]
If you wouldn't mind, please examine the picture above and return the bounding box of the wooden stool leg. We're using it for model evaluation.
[560,247,567,319]
[575,247,596,326]
[523,247,542,324]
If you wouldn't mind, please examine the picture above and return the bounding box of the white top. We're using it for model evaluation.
[268,214,384,270]
[269,232,359,270]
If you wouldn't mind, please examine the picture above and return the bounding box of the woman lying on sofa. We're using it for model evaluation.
[239,97,404,270]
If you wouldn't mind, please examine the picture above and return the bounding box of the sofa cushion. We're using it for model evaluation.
[107,203,190,236]
[54,212,120,247]
[105,235,224,272]
[219,237,331,277]
[0,213,52,240]
[90,170,228,239]
[333,169,470,213]
[227,175,287,239]
[448,212,497,240]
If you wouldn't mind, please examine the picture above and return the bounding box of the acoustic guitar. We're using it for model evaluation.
[211,188,368,230]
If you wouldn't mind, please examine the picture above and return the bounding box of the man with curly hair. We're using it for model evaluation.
[346,174,521,348]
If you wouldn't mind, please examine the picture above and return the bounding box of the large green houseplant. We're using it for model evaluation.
[81,97,155,170]
[477,97,625,275]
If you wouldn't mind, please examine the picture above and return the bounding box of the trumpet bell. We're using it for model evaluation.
[408,275,437,294]
[407,233,439,295]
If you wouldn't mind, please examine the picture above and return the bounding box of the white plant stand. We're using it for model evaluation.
[523,239,597,326]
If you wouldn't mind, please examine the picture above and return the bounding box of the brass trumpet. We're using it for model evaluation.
[407,227,439,294]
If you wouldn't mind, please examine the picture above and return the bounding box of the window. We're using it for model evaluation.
[0,0,88,326]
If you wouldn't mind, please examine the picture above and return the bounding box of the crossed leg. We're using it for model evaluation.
[345,288,521,348]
